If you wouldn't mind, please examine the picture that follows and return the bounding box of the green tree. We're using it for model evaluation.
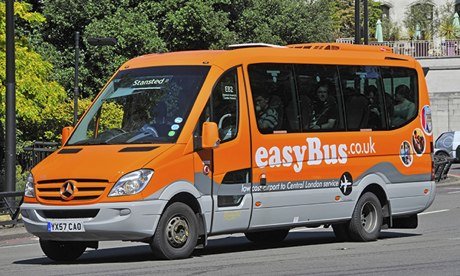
[233,0,336,45]
[0,2,68,143]
[84,9,166,93]
[137,0,235,50]
[332,0,382,41]
[438,1,459,39]
[404,0,438,40]
[382,17,401,41]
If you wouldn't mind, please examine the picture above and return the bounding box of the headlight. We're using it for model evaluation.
[24,173,35,198]
[108,169,154,197]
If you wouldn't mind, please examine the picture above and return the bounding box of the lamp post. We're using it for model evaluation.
[363,0,369,45]
[73,31,79,126]
[354,0,369,45]
[5,0,16,192]
[73,35,117,125]
[355,0,360,44]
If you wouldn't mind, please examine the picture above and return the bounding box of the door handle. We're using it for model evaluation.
[260,173,267,186]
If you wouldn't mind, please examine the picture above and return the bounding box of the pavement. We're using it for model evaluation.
[1,174,459,245]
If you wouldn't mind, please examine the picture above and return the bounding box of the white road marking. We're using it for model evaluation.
[0,243,36,250]
[419,209,450,215]
[447,191,460,194]
[445,187,460,190]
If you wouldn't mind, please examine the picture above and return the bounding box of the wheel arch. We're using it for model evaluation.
[361,184,390,218]
[166,192,202,214]
[157,181,207,244]
[356,174,391,223]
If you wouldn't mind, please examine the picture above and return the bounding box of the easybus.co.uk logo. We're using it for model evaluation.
[255,137,376,173]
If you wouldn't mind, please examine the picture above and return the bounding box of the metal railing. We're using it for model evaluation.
[336,38,460,58]
[434,155,454,182]
[19,141,59,172]
[0,191,24,226]
[0,141,58,226]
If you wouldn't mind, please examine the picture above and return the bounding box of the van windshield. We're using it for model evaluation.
[67,66,210,145]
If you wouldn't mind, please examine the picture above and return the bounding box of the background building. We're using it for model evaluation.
[374,0,460,138]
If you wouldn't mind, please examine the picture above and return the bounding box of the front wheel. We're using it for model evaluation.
[245,229,289,244]
[348,192,382,242]
[39,239,87,262]
[150,202,198,260]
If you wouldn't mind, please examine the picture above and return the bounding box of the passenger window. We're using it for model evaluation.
[381,67,418,128]
[338,66,387,130]
[294,64,344,132]
[248,64,297,134]
[194,69,239,143]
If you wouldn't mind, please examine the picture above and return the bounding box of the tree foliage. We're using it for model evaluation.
[404,0,438,40]
[234,0,335,44]
[10,0,343,146]
[31,0,338,99]
[438,1,460,39]
[0,2,68,143]
[332,0,382,40]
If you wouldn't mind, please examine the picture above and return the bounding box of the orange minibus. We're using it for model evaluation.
[21,43,435,261]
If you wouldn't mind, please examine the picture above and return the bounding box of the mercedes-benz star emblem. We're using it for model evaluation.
[60,181,77,201]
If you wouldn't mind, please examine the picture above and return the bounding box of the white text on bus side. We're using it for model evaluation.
[255,137,376,173]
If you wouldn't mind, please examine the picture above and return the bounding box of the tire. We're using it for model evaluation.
[245,229,289,244]
[39,239,86,262]
[150,202,198,260]
[348,192,382,242]
[332,223,351,242]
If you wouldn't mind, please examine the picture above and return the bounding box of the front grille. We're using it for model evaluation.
[36,180,109,204]
[38,209,99,219]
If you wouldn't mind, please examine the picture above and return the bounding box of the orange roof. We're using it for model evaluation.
[121,43,415,70]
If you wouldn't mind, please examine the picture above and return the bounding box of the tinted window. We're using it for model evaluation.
[294,64,344,132]
[68,66,210,145]
[194,69,239,143]
[339,66,387,130]
[248,64,296,134]
[381,67,418,128]
[213,69,239,142]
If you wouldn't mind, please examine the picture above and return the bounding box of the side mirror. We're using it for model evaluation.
[202,122,220,149]
[61,126,74,146]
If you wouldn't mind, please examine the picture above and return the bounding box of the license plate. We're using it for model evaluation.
[47,221,85,232]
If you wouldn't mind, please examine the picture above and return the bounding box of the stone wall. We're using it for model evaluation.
[418,58,460,138]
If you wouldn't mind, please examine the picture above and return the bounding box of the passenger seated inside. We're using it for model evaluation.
[392,84,416,127]
[254,94,279,133]
[344,87,369,130]
[310,82,338,130]
[365,85,381,129]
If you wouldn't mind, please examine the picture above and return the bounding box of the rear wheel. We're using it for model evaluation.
[245,229,289,244]
[348,192,382,242]
[150,202,198,260]
[39,239,86,262]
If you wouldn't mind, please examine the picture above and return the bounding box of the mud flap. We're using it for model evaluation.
[390,214,418,229]
[195,213,207,248]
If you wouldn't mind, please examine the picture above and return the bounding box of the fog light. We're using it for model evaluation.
[119,209,131,216]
